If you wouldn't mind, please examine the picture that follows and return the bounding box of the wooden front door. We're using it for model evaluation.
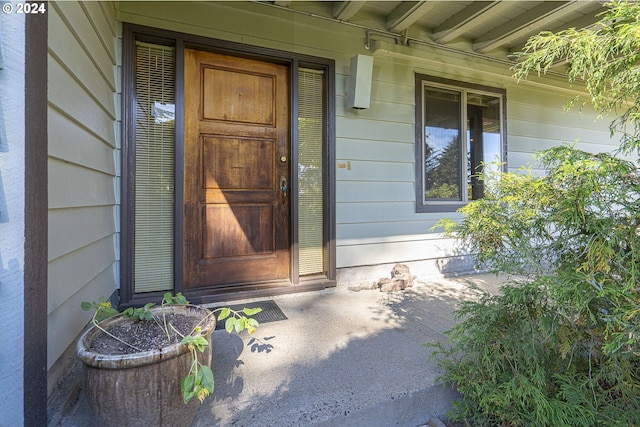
[183,49,290,289]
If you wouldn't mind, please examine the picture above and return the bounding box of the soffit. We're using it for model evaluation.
[260,1,607,60]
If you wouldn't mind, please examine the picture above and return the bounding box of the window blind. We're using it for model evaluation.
[297,68,324,276]
[133,42,175,293]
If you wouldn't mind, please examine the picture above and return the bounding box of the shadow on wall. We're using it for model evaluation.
[435,234,482,277]
[437,254,478,277]
[0,254,20,286]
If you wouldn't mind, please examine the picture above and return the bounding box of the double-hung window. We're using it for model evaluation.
[415,74,506,212]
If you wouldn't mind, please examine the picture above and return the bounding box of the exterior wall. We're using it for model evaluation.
[508,83,622,171]
[116,1,620,280]
[0,8,25,425]
[40,0,628,416]
[47,1,119,372]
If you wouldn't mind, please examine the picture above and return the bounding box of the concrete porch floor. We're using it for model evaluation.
[52,273,504,427]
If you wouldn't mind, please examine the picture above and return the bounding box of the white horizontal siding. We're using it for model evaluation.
[337,181,414,203]
[508,84,588,112]
[48,0,118,370]
[337,139,414,163]
[48,158,116,209]
[338,201,422,224]
[337,116,414,143]
[48,236,116,315]
[48,107,116,174]
[47,266,116,371]
[48,57,115,145]
[80,1,118,63]
[119,1,367,58]
[49,6,116,107]
[52,1,116,89]
[337,220,446,241]
[338,99,416,125]
[509,119,612,145]
[336,160,414,183]
[48,206,116,261]
[337,236,460,268]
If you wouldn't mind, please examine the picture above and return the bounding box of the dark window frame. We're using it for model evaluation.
[414,73,507,213]
[120,24,336,307]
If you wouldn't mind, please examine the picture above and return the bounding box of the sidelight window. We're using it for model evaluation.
[298,68,325,276]
[133,42,175,293]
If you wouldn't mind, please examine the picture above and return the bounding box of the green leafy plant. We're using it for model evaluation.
[177,301,261,404]
[122,302,155,321]
[81,296,118,322]
[429,2,640,425]
[82,292,261,404]
[431,146,640,426]
[511,0,640,156]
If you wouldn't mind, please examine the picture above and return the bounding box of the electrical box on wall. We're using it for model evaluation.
[347,54,373,109]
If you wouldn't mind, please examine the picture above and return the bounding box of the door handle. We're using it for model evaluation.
[280,176,288,205]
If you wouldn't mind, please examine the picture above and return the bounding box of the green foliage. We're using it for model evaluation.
[425,136,461,199]
[180,333,214,404]
[432,145,640,425]
[163,292,189,305]
[432,4,640,420]
[181,364,214,405]
[512,1,640,155]
[81,297,119,322]
[178,305,262,403]
[425,182,460,200]
[122,303,155,321]
[215,306,262,335]
[81,293,262,406]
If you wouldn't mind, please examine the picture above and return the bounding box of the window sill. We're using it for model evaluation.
[415,202,467,213]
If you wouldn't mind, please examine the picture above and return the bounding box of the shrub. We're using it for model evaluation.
[430,3,640,424]
[431,147,640,426]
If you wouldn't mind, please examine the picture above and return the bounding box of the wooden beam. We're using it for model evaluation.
[474,1,584,53]
[386,1,437,33]
[511,6,606,60]
[432,1,510,44]
[547,5,605,33]
[332,1,365,21]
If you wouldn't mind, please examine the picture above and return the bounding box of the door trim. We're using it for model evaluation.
[120,24,336,307]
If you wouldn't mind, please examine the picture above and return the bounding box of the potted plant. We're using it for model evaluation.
[76,293,260,427]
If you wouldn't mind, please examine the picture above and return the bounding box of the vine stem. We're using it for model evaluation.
[92,312,144,353]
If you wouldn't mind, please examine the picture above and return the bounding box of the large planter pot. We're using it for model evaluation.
[76,304,216,427]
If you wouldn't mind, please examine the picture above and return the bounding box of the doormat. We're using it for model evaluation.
[213,300,287,330]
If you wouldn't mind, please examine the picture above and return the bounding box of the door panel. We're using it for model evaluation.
[202,136,274,190]
[202,204,273,259]
[184,49,290,289]
[202,67,276,125]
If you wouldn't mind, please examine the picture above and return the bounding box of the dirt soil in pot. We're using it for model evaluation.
[89,314,203,355]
